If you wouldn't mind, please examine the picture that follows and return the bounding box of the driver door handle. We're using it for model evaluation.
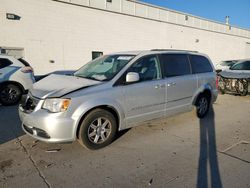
[167,82,176,87]
[155,84,165,89]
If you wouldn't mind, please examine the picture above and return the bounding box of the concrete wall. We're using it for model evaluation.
[1,0,250,74]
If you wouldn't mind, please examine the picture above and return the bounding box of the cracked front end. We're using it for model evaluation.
[19,94,77,143]
[218,76,249,95]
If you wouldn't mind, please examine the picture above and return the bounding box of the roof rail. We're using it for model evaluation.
[151,49,198,53]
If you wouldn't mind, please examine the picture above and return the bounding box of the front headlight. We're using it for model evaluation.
[42,98,71,113]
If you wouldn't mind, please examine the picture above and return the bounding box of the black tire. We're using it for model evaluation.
[0,84,23,106]
[236,79,248,96]
[195,93,210,119]
[77,109,117,150]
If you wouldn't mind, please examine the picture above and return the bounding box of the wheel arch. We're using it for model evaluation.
[195,89,212,105]
[192,84,212,106]
[76,105,120,139]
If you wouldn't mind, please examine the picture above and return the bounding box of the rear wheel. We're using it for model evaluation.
[196,93,210,118]
[78,109,117,150]
[0,84,22,106]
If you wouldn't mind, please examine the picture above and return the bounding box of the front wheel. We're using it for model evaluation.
[78,109,117,150]
[196,94,210,118]
[0,84,22,106]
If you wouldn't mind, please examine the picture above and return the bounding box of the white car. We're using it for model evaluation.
[0,55,35,105]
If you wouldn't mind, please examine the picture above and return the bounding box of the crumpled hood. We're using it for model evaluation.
[219,70,250,79]
[30,74,101,99]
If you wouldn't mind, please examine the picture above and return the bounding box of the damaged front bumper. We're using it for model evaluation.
[218,76,249,95]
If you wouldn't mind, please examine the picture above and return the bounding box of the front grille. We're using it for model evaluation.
[219,77,240,93]
[224,78,237,91]
[23,124,50,139]
[21,94,39,113]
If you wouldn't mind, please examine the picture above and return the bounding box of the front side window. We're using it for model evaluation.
[127,55,161,81]
[74,55,135,81]
[160,54,191,77]
[0,58,12,69]
[230,61,250,70]
[190,55,213,74]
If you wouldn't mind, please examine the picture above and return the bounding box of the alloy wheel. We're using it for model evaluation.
[197,97,208,117]
[0,84,22,105]
[87,117,112,144]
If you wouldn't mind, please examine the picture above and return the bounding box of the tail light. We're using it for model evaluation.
[216,76,219,89]
[21,66,33,73]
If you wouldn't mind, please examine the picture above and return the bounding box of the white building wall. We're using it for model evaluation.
[1,0,250,74]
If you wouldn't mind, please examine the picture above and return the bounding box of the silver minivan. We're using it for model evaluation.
[19,50,218,149]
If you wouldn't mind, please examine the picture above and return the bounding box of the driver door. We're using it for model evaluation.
[118,55,166,127]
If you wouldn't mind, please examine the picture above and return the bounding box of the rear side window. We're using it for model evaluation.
[190,55,213,74]
[160,54,191,77]
[0,58,12,69]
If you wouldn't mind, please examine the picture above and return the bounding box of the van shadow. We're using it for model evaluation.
[197,106,222,188]
[113,128,131,143]
[0,105,24,144]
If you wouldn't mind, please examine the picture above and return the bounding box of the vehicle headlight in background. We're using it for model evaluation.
[42,98,71,113]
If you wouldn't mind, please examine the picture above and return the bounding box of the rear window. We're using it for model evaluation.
[0,58,12,69]
[18,58,31,67]
[160,54,191,77]
[190,55,213,74]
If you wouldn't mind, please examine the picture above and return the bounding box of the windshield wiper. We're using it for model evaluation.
[75,75,100,81]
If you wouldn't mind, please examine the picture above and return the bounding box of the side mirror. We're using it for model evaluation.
[126,72,139,83]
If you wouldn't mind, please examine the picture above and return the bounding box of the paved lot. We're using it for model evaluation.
[0,94,250,188]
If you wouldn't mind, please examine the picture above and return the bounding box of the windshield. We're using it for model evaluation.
[74,55,135,81]
[220,60,238,67]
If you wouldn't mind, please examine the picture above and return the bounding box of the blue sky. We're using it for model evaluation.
[140,0,250,29]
